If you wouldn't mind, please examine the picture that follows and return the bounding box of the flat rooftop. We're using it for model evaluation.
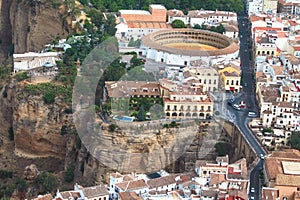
[150,4,166,9]
[119,10,150,15]
[281,161,300,175]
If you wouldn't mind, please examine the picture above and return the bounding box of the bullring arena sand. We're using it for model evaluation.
[163,43,218,51]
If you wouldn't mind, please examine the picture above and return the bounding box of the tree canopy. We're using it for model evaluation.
[85,0,243,12]
[171,20,186,28]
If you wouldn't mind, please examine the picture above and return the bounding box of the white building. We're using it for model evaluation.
[188,10,237,27]
[13,52,61,73]
[247,0,263,15]
[167,9,189,24]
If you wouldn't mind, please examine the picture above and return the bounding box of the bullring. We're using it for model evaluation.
[141,29,239,65]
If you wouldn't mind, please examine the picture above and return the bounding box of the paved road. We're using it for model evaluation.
[236,13,267,200]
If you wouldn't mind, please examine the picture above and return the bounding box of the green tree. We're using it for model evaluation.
[61,125,68,135]
[170,121,177,128]
[194,24,201,29]
[288,132,300,151]
[64,166,75,183]
[8,127,14,141]
[171,19,186,28]
[109,124,116,132]
[137,105,146,121]
[130,54,143,67]
[214,142,232,156]
[15,178,28,199]
[43,91,55,104]
[104,15,117,36]
[216,24,226,34]
[35,172,58,193]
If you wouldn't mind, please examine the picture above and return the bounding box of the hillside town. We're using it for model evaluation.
[3,0,300,200]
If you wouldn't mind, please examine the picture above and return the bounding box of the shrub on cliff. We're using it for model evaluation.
[8,127,14,141]
[25,83,72,104]
[64,166,75,183]
[15,72,28,81]
[43,91,56,104]
[35,172,58,193]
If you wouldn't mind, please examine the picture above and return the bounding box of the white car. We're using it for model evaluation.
[250,196,255,200]
[260,154,264,159]
[251,187,255,193]
[233,104,241,110]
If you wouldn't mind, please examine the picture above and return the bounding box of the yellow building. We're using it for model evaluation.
[219,65,241,93]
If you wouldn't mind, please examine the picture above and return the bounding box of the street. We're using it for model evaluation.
[235,12,267,200]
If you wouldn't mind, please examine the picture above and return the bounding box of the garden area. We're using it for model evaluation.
[106,96,164,121]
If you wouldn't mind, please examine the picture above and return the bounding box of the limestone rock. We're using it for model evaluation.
[24,164,39,181]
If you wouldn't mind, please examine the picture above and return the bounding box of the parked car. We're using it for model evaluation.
[248,111,257,117]
[232,104,241,110]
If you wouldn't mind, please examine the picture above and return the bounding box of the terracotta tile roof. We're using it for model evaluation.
[32,194,53,200]
[82,185,109,198]
[119,192,143,200]
[147,175,177,189]
[270,149,300,159]
[167,9,185,17]
[295,191,300,199]
[259,85,281,103]
[223,71,239,77]
[227,158,248,180]
[209,173,226,187]
[262,187,279,200]
[228,189,248,200]
[253,27,282,32]
[272,66,284,75]
[123,175,134,181]
[265,149,300,183]
[278,101,293,108]
[276,174,300,187]
[111,172,123,178]
[188,10,236,18]
[265,157,283,180]
[250,15,265,22]
[116,179,148,191]
[282,85,289,92]
[201,189,218,198]
[293,46,300,51]
[256,71,265,78]
[60,191,81,199]
[263,110,272,114]
[127,22,169,29]
[105,81,161,98]
[288,20,297,26]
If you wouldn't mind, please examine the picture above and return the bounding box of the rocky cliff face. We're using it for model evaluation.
[0,0,68,62]
[11,84,72,158]
[0,79,256,186]
[0,80,77,178]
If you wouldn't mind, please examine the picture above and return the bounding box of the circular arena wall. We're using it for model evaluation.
[141,29,239,66]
